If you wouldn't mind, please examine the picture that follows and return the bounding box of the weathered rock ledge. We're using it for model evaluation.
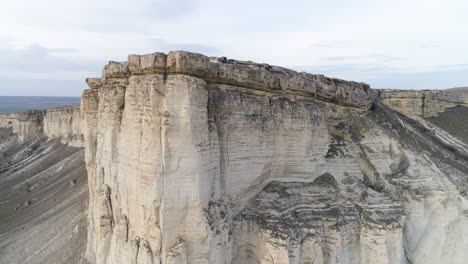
[93,50,373,108]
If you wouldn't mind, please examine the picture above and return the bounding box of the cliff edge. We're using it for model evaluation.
[80,51,468,264]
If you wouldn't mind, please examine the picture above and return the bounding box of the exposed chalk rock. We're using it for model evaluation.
[0,110,45,142]
[378,88,468,117]
[0,106,83,146]
[43,106,83,147]
[81,50,468,264]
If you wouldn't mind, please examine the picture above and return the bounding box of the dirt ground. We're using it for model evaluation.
[0,128,88,264]
[425,105,468,144]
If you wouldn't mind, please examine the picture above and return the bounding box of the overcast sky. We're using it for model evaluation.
[0,0,467,96]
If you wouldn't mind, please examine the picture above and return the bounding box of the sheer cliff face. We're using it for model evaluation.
[0,107,83,146]
[43,106,83,147]
[0,110,45,142]
[82,51,468,264]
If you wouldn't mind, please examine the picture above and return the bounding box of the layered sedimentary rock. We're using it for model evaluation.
[0,106,83,146]
[378,88,468,117]
[0,110,45,142]
[43,106,83,147]
[82,51,468,264]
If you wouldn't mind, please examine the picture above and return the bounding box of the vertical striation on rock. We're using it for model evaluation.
[81,50,468,264]
[0,110,45,142]
[43,106,83,147]
[0,106,84,146]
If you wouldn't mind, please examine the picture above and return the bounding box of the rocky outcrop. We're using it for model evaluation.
[0,110,45,142]
[82,50,374,264]
[378,89,468,117]
[105,51,372,108]
[81,50,468,264]
[0,106,83,146]
[44,106,83,147]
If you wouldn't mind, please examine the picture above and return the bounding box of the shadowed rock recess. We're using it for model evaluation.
[2,51,468,264]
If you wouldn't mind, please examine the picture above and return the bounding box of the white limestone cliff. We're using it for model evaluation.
[81,51,468,264]
[378,88,468,117]
[0,110,45,142]
[0,106,83,146]
[43,106,83,147]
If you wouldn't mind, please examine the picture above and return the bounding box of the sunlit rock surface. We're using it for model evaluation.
[80,51,468,264]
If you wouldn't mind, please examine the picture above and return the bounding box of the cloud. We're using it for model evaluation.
[319,53,401,63]
[149,38,219,55]
[0,0,468,95]
[0,78,85,97]
[308,40,348,49]
[0,39,219,96]
[294,63,468,90]
[79,0,201,34]
[0,44,103,96]
[295,64,394,74]
[0,44,103,79]
[370,67,468,90]
[0,0,201,35]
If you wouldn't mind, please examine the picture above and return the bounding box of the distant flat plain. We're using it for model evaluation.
[0,96,80,114]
